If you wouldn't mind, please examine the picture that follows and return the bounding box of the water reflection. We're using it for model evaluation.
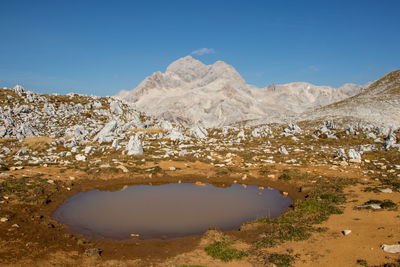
[53,183,292,240]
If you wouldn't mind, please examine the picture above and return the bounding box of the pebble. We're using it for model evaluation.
[10,166,24,171]
[382,244,400,254]
[84,248,102,257]
[1,217,9,222]
[168,166,176,171]
[379,188,393,193]
[342,230,352,236]
[116,165,129,173]
[370,204,382,210]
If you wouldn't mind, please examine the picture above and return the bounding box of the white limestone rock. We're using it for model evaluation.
[348,149,361,163]
[75,154,86,161]
[13,85,26,96]
[126,135,143,156]
[93,120,118,143]
[166,128,187,141]
[110,101,123,115]
[111,139,120,149]
[279,146,289,155]
[237,129,245,139]
[84,146,93,154]
[382,244,400,254]
[383,129,397,149]
[188,125,208,139]
[337,149,346,159]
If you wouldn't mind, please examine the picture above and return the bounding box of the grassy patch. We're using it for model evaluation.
[356,259,368,266]
[268,253,295,267]
[255,177,352,249]
[258,166,270,175]
[377,175,400,191]
[205,241,247,262]
[279,171,292,181]
[0,176,48,202]
[363,199,397,209]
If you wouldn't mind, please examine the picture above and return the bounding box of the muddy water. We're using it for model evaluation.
[52,183,292,240]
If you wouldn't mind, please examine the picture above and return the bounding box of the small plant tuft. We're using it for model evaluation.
[279,172,291,181]
[356,259,368,266]
[268,253,295,267]
[205,241,247,262]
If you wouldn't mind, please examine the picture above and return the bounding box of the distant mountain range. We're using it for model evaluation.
[116,56,368,127]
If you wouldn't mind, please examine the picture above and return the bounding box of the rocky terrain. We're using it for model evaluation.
[116,56,364,127]
[0,69,399,266]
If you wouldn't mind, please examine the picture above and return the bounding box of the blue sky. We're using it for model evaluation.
[1,0,399,96]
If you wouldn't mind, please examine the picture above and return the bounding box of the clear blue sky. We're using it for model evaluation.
[1,0,399,95]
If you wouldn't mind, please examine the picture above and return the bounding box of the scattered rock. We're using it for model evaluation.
[84,248,102,257]
[188,125,208,139]
[348,149,361,163]
[278,146,289,155]
[126,135,143,156]
[382,244,400,254]
[342,230,352,236]
[75,154,86,161]
[116,165,129,173]
[379,188,393,193]
[195,181,206,186]
[337,149,346,159]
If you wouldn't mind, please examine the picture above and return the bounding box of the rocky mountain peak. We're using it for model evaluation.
[165,56,208,82]
[117,57,368,127]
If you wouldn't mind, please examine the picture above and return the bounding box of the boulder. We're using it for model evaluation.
[382,244,400,254]
[110,101,123,115]
[348,149,361,163]
[237,129,245,139]
[166,128,187,141]
[337,149,346,159]
[93,120,118,143]
[75,154,86,161]
[84,146,93,154]
[383,129,397,149]
[189,125,208,139]
[278,146,289,155]
[126,135,143,156]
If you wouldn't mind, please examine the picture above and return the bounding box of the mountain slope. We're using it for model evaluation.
[301,70,400,127]
[116,56,364,127]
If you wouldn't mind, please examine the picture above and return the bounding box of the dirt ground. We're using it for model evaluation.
[0,159,399,266]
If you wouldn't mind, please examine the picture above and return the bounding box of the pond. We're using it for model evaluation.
[52,182,292,240]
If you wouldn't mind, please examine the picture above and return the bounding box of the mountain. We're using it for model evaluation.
[116,56,364,127]
[301,70,400,127]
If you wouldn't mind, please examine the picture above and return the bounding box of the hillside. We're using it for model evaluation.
[301,70,400,127]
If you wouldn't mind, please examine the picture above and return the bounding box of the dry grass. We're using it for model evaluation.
[129,128,165,134]
[0,138,13,144]
[22,136,54,151]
